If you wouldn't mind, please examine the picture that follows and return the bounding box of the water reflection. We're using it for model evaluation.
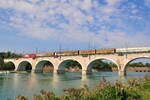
[0,72,149,100]
[81,74,88,81]
[52,73,60,91]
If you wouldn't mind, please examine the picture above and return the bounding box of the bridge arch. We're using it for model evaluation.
[5,61,15,70]
[57,59,82,73]
[87,58,119,72]
[17,61,32,71]
[123,57,150,71]
[35,60,54,73]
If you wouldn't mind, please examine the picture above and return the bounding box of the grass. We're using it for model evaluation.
[6,75,150,100]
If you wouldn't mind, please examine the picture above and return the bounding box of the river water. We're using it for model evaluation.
[0,72,150,100]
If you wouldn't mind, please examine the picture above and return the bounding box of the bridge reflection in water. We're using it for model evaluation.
[0,71,150,99]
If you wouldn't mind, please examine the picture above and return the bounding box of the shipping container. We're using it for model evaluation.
[116,47,150,53]
[79,50,96,55]
[43,52,55,56]
[96,49,116,54]
[22,54,36,58]
[55,51,79,56]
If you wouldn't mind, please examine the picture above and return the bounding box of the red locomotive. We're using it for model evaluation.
[22,54,37,58]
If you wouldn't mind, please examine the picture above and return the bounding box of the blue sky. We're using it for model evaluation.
[0,0,150,53]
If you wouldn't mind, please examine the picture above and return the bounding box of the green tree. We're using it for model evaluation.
[0,57,4,70]
[0,52,21,70]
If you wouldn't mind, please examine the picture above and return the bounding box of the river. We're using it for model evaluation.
[0,72,150,100]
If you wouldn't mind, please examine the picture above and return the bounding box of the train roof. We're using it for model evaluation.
[116,46,150,50]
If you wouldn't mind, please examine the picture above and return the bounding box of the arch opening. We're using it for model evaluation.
[35,60,54,73]
[17,61,32,72]
[58,59,82,73]
[124,57,150,75]
[4,62,15,71]
[87,59,118,73]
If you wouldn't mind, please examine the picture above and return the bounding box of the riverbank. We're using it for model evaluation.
[7,74,150,100]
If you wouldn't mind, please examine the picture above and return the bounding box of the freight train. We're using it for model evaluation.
[22,47,150,58]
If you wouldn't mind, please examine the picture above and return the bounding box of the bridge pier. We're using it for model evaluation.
[118,70,126,76]
[31,69,35,73]
[31,70,35,73]
[53,69,58,74]
[82,70,92,75]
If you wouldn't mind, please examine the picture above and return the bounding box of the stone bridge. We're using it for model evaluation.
[4,52,150,76]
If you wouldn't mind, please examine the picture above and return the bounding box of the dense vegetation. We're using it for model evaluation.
[63,60,117,70]
[63,60,82,69]
[8,75,150,100]
[90,60,117,71]
[0,52,21,70]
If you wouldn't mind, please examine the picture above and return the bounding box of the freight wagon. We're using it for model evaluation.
[116,47,150,53]
[36,52,55,57]
[79,50,96,55]
[55,51,79,56]
[96,49,116,54]
[43,52,55,56]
